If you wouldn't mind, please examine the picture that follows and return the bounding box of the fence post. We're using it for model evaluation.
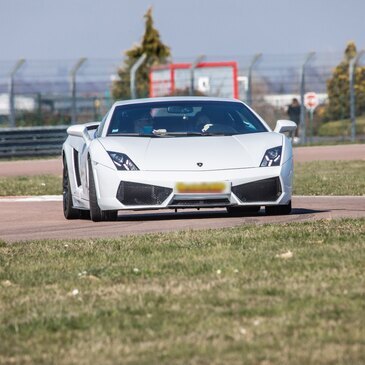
[130,54,147,99]
[349,50,365,142]
[247,53,262,107]
[190,55,206,96]
[70,57,87,124]
[299,52,315,144]
[8,59,25,128]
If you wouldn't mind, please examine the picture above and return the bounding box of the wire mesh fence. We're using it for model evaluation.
[1,51,364,143]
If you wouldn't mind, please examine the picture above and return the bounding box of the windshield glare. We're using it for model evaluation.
[107,101,268,137]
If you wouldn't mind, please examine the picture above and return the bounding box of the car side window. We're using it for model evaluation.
[234,110,264,133]
[95,112,109,138]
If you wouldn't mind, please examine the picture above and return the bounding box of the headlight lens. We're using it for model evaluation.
[260,146,282,167]
[108,152,139,171]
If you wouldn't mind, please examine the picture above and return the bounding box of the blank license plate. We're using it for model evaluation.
[175,182,230,194]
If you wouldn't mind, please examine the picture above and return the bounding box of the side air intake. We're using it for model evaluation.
[117,181,172,206]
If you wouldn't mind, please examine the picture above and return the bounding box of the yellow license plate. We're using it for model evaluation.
[176,182,228,194]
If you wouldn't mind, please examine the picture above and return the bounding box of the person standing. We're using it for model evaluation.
[287,98,300,140]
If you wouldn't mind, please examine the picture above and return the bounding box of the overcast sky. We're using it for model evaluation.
[1,0,364,60]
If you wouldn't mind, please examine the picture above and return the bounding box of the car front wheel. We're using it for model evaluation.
[88,158,118,222]
[226,205,261,216]
[265,200,292,215]
[63,160,83,219]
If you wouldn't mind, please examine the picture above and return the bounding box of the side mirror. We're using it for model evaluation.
[67,124,91,144]
[274,120,297,134]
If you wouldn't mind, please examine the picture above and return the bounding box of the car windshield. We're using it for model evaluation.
[107,100,268,137]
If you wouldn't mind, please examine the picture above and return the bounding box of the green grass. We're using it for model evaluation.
[294,140,365,147]
[1,160,364,197]
[318,116,365,137]
[294,160,365,196]
[0,219,364,364]
[0,175,61,196]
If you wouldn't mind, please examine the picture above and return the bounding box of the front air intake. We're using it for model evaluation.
[232,177,282,202]
[116,181,172,206]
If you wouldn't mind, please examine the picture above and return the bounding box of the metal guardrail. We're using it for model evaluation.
[0,126,68,158]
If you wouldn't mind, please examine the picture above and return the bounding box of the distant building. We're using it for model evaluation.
[0,94,36,116]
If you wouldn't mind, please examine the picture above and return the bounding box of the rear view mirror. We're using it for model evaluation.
[167,106,193,114]
[67,124,84,138]
[67,124,91,144]
[274,120,297,134]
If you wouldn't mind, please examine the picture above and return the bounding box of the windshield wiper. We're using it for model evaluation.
[151,130,205,137]
[109,132,159,137]
[109,133,139,136]
[110,131,232,137]
[165,131,233,136]
[153,131,208,136]
[201,132,232,136]
[152,131,232,137]
[169,132,206,136]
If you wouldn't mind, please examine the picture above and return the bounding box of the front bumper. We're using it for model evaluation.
[92,158,293,211]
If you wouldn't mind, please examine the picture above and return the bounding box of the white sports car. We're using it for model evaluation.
[62,97,296,221]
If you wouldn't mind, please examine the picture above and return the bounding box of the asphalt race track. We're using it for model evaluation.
[0,196,364,242]
[0,144,364,242]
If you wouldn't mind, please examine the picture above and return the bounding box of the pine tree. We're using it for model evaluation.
[325,42,365,121]
[112,7,171,100]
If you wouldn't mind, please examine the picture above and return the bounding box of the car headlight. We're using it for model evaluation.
[108,152,139,171]
[260,146,282,167]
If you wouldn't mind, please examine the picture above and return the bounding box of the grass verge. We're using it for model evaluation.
[0,219,364,364]
[294,160,365,196]
[0,174,61,196]
[1,160,364,196]
[318,116,365,137]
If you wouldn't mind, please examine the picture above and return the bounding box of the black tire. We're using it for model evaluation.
[79,210,91,220]
[88,158,118,222]
[63,159,81,219]
[226,205,261,216]
[265,200,292,215]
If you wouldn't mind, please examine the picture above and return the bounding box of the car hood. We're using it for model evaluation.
[98,132,283,171]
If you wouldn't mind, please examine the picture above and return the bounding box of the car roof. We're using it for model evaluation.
[111,96,244,108]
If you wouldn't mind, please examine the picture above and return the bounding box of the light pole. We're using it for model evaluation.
[247,53,262,106]
[299,52,315,144]
[8,59,25,128]
[70,57,87,124]
[130,54,147,99]
[349,50,365,142]
[190,54,206,96]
